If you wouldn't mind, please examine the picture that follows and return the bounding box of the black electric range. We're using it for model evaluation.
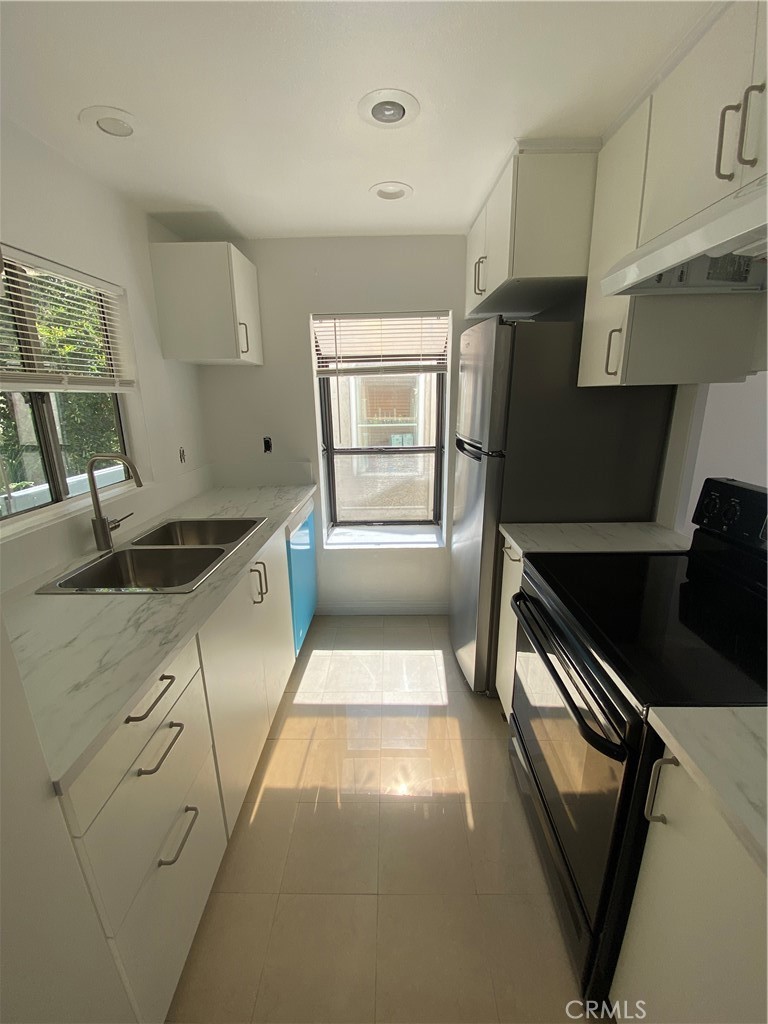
[506,478,767,1003]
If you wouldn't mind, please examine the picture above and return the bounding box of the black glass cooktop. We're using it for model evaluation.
[524,550,767,708]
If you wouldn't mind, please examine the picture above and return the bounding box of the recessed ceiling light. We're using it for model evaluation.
[369,181,414,201]
[78,105,136,138]
[358,90,420,129]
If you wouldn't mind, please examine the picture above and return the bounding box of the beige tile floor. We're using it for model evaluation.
[167,615,579,1024]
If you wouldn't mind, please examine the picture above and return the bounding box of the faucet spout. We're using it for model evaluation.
[86,452,143,551]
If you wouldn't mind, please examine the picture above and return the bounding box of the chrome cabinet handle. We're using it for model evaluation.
[238,321,250,354]
[137,721,184,776]
[158,805,199,867]
[477,255,487,295]
[250,565,265,604]
[604,327,622,377]
[715,102,741,180]
[125,674,175,723]
[644,755,679,824]
[254,559,269,594]
[473,259,481,296]
[737,83,766,167]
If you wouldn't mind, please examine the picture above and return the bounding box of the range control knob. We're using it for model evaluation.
[722,500,741,525]
[702,493,720,517]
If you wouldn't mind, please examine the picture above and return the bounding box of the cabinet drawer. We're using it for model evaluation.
[81,673,212,935]
[65,638,200,835]
[115,749,226,1023]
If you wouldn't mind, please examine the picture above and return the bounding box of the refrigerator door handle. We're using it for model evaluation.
[456,435,506,460]
[455,436,483,461]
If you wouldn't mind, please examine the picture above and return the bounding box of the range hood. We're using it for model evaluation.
[602,177,767,297]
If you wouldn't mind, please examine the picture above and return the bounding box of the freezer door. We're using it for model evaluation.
[449,440,505,692]
[456,318,513,452]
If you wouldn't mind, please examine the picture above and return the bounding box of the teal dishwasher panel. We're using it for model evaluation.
[287,508,317,656]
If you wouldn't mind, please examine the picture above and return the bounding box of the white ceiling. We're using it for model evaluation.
[1,1,716,239]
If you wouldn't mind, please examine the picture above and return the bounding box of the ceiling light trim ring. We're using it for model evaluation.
[358,90,420,129]
[78,105,136,138]
[369,181,414,201]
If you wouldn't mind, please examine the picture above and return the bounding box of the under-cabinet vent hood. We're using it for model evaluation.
[602,177,767,297]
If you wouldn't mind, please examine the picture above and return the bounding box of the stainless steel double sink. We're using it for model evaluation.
[37,518,267,594]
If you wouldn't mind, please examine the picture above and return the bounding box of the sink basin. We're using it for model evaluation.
[38,546,227,594]
[132,517,266,548]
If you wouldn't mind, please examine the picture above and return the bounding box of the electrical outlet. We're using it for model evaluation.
[178,446,186,464]
[263,436,272,454]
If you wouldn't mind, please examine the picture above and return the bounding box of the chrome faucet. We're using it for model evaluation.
[87,453,143,551]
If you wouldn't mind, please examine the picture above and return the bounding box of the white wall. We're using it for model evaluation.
[199,235,466,614]
[0,121,211,589]
[679,371,767,532]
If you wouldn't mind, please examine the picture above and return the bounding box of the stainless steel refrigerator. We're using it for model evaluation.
[449,317,674,692]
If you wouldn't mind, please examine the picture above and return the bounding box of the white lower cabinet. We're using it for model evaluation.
[79,672,212,936]
[494,546,523,718]
[197,572,271,835]
[256,528,296,723]
[115,749,226,1023]
[199,531,296,834]
[611,751,767,1023]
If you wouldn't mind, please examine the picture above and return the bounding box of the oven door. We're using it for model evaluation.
[510,590,628,927]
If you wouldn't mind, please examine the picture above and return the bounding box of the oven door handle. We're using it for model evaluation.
[511,593,627,763]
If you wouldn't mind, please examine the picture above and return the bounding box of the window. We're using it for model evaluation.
[0,247,134,519]
[313,313,448,526]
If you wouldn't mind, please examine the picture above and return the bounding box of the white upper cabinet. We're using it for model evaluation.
[579,99,651,387]
[465,206,487,313]
[640,3,762,246]
[741,0,766,189]
[151,241,264,365]
[465,146,597,317]
[579,94,763,388]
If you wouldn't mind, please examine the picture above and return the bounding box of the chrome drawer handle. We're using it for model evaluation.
[239,321,250,354]
[158,805,199,867]
[604,328,622,377]
[715,102,741,181]
[125,674,175,723]
[137,722,184,776]
[644,755,679,824]
[737,83,766,167]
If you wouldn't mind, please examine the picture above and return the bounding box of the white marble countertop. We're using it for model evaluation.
[499,521,691,555]
[649,706,767,869]
[3,485,316,790]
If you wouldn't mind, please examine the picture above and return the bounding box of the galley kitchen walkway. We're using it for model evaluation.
[167,615,578,1024]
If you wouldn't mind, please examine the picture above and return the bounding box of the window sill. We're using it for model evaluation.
[324,523,444,550]
[0,480,155,543]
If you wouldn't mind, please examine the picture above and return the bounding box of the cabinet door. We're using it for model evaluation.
[511,153,596,279]
[483,161,515,298]
[739,0,766,188]
[640,3,758,245]
[229,245,264,365]
[252,530,296,723]
[197,574,270,834]
[612,753,767,1023]
[115,750,226,1024]
[579,100,651,388]
[494,546,523,718]
[465,206,487,316]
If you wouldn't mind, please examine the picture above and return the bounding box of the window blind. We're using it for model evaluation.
[313,312,449,376]
[0,246,135,392]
